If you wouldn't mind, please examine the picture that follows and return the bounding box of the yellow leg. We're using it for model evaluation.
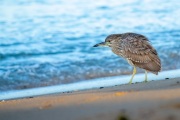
[128,66,136,84]
[144,70,148,82]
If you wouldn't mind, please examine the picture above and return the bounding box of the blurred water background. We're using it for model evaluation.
[0,0,180,91]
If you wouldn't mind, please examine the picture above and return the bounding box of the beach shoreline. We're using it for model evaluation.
[0,78,180,120]
[1,69,180,101]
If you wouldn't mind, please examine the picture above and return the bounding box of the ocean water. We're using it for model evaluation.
[0,0,180,91]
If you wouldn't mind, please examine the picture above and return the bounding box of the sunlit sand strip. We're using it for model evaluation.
[0,69,180,100]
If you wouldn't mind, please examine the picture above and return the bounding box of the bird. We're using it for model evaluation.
[93,32,161,84]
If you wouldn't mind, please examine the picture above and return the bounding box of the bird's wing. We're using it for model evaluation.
[121,35,161,73]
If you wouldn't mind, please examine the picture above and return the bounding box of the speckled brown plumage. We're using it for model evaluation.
[107,33,161,74]
[94,32,161,83]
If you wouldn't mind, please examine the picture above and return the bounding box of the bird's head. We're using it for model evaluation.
[93,34,121,47]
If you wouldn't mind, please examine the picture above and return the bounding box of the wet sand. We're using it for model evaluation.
[0,78,180,120]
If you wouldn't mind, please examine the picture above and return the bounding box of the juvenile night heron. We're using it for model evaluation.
[94,33,161,84]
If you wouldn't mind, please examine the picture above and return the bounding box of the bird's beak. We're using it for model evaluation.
[93,42,110,47]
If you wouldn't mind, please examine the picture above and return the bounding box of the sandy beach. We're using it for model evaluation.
[0,78,180,120]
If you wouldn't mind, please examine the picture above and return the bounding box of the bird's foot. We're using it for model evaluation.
[144,79,148,83]
[128,82,132,84]
[128,80,133,84]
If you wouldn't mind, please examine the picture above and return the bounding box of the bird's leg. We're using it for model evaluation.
[128,66,136,84]
[144,70,148,82]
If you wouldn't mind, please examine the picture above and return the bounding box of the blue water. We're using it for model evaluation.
[0,0,180,91]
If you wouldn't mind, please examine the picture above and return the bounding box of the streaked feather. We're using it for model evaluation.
[111,33,161,74]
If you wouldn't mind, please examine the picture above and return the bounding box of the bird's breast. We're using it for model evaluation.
[111,47,124,58]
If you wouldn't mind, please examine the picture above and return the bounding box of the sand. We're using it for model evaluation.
[0,78,180,120]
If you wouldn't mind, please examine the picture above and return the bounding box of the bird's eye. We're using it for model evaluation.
[106,39,111,43]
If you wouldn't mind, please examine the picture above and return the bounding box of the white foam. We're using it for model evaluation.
[0,69,180,100]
